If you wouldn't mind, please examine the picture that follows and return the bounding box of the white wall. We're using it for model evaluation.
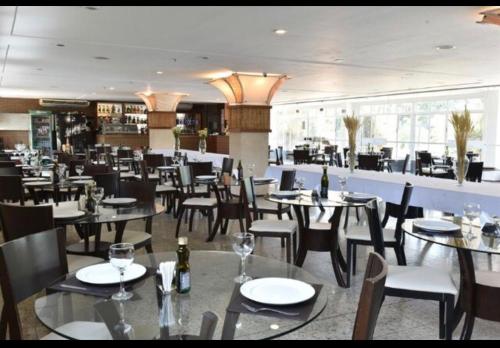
[0,113,30,130]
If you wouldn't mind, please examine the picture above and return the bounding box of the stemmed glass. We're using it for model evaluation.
[231,232,255,283]
[463,203,480,240]
[109,243,135,301]
[75,165,84,179]
[247,163,256,177]
[338,176,347,199]
[114,301,134,339]
[91,186,105,214]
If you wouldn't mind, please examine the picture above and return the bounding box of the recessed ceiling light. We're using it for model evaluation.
[94,56,110,60]
[435,44,455,50]
[56,43,65,47]
[334,58,344,63]
[156,71,163,75]
[107,86,115,90]
[273,28,287,35]
[35,68,43,71]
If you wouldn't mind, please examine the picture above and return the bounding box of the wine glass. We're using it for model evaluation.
[109,243,135,301]
[231,232,255,283]
[338,176,347,198]
[463,203,480,240]
[75,165,84,179]
[91,186,105,214]
[295,177,305,194]
[247,163,255,177]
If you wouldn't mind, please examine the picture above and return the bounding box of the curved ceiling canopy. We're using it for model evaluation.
[135,92,189,112]
[208,72,289,106]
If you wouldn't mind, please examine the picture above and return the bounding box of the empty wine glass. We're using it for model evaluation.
[463,203,480,240]
[109,243,135,301]
[338,176,347,198]
[91,186,105,214]
[231,232,255,283]
[75,165,84,178]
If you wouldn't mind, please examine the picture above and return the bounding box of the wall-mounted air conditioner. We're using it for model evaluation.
[39,99,90,108]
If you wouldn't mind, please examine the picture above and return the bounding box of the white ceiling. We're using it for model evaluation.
[1,6,500,104]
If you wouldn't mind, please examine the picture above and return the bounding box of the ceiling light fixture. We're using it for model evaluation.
[156,71,163,75]
[435,44,455,50]
[56,43,65,47]
[107,86,115,90]
[333,58,344,63]
[200,56,209,60]
[94,56,110,60]
[273,28,287,35]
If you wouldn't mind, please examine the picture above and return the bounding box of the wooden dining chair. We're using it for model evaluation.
[352,252,388,340]
[0,175,25,205]
[293,150,310,165]
[83,164,112,176]
[89,181,156,253]
[0,161,16,168]
[365,199,457,340]
[175,166,217,239]
[68,159,87,176]
[345,183,413,287]
[207,182,245,242]
[0,203,103,273]
[357,154,382,171]
[465,162,483,183]
[0,228,110,340]
[141,154,163,182]
[217,157,234,200]
[242,177,297,263]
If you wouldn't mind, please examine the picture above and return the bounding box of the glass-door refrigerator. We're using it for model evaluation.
[29,110,53,155]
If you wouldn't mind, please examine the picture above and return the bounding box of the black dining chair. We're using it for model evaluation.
[293,150,310,165]
[0,203,103,273]
[0,161,16,168]
[352,252,388,340]
[345,183,413,287]
[401,154,410,174]
[466,162,483,183]
[365,199,457,340]
[0,175,25,205]
[357,154,382,171]
[0,228,111,340]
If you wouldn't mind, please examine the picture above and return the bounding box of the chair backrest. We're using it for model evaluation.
[117,149,133,159]
[279,170,296,190]
[380,147,393,159]
[0,176,24,205]
[358,155,381,171]
[0,167,21,176]
[0,228,67,339]
[83,164,112,176]
[352,252,388,340]
[0,161,16,168]
[188,161,213,177]
[392,183,414,242]
[417,151,432,166]
[241,177,258,229]
[0,203,54,242]
[466,161,483,183]
[274,149,280,165]
[118,181,156,204]
[364,200,386,257]
[415,158,423,176]
[334,152,343,167]
[94,172,120,198]
[177,165,194,188]
[221,157,234,175]
[143,154,165,169]
[138,160,149,182]
[293,150,309,164]
[277,146,284,164]
[105,152,115,167]
[69,159,86,176]
[402,154,410,174]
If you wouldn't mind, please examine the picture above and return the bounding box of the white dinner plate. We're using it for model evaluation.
[253,177,274,182]
[271,190,300,198]
[76,263,147,285]
[343,192,377,201]
[24,181,52,187]
[22,177,50,182]
[51,201,86,220]
[196,175,217,180]
[102,197,137,206]
[413,218,460,232]
[240,278,315,306]
[67,176,93,180]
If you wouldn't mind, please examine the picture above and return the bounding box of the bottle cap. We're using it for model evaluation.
[178,237,188,246]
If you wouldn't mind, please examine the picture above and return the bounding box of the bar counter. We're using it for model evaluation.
[96,134,149,148]
[179,134,229,155]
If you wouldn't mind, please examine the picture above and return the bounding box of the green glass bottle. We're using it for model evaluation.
[320,165,329,198]
[175,237,191,294]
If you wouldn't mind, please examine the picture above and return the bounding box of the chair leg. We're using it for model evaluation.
[238,216,245,232]
[346,240,352,287]
[145,242,153,254]
[285,236,291,264]
[355,207,360,222]
[445,295,454,340]
[189,209,195,232]
[352,243,357,276]
[222,219,229,235]
[184,208,189,223]
[175,206,185,238]
[281,237,285,248]
[287,211,293,220]
[439,300,445,339]
[460,313,475,340]
[207,210,213,237]
[344,207,350,229]
[277,212,282,220]
[292,232,297,262]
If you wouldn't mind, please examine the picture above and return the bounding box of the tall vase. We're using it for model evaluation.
[199,138,206,154]
[349,149,356,173]
[174,137,180,152]
[454,155,469,186]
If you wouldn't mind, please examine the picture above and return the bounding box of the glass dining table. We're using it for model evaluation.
[267,190,379,288]
[34,251,328,340]
[403,218,500,339]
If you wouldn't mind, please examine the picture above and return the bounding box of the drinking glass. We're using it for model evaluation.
[91,186,105,214]
[247,163,256,177]
[231,232,255,283]
[75,165,84,178]
[109,243,135,301]
[338,176,347,198]
[463,203,480,240]
[295,177,305,194]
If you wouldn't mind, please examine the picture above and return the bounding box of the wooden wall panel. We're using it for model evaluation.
[228,105,271,132]
[0,130,30,149]
[147,111,177,129]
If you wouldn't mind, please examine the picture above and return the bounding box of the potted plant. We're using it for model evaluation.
[198,128,208,154]
[343,114,361,173]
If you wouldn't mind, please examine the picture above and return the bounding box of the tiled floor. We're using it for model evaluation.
[9,198,500,340]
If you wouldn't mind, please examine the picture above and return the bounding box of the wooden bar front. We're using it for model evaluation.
[179,135,229,154]
[96,134,149,149]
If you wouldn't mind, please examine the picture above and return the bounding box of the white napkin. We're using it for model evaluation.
[159,293,175,328]
[159,261,176,293]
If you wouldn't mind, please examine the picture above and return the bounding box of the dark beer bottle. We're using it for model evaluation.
[175,237,191,294]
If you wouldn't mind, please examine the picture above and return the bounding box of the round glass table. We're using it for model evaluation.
[403,218,500,339]
[267,190,379,288]
[35,251,328,340]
